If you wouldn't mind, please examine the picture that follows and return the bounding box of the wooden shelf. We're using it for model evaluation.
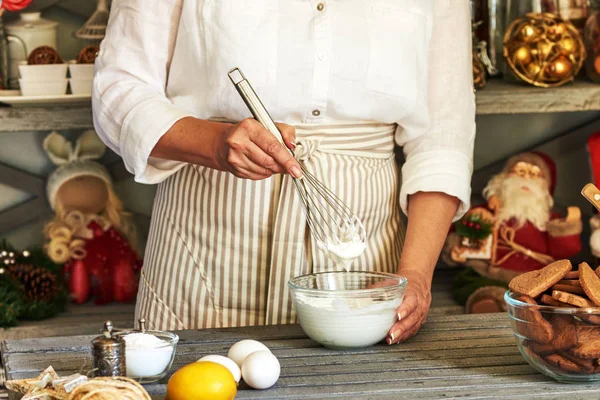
[1,79,599,133]
[476,79,600,115]
[0,106,93,133]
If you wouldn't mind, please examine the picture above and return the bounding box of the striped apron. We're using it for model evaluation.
[135,122,405,330]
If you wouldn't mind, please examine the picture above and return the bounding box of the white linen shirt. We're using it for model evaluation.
[92,0,476,220]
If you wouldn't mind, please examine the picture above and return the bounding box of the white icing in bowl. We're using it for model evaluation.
[289,271,406,349]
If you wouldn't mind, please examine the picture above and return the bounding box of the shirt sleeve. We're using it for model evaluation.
[396,0,476,221]
[92,0,193,184]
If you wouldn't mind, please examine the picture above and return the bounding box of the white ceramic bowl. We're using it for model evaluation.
[289,271,406,349]
[19,79,68,96]
[18,63,67,81]
[68,63,94,80]
[69,79,93,96]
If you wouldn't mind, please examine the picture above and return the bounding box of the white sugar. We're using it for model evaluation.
[122,333,173,377]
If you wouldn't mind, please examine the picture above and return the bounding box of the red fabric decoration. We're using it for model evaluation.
[493,213,581,273]
[64,259,90,305]
[1,0,33,11]
[63,221,142,305]
[587,132,600,195]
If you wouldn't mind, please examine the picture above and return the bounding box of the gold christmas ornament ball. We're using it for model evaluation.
[547,56,573,80]
[538,41,554,58]
[559,37,576,54]
[594,56,600,75]
[513,46,532,64]
[504,13,585,88]
[547,23,566,41]
[526,62,542,77]
[520,24,537,42]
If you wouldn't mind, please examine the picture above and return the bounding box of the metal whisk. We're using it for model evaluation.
[228,68,366,249]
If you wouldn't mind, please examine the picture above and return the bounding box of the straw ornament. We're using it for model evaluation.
[66,377,151,400]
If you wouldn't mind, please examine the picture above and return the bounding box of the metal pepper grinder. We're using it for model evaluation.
[91,320,126,377]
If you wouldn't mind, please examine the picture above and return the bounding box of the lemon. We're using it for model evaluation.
[167,361,237,400]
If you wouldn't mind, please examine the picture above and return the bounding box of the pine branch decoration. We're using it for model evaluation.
[455,213,494,241]
[0,241,68,325]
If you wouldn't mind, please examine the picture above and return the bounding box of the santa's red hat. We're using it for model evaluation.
[503,151,556,195]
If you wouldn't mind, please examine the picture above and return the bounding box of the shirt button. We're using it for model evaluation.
[316,3,325,11]
[312,109,321,116]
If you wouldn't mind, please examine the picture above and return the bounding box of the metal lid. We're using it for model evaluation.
[92,321,124,348]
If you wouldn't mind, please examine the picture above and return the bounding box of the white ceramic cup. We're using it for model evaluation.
[68,79,93,96]
[18,63,68,82]
[68,63,95,80]
[19,79,68,96]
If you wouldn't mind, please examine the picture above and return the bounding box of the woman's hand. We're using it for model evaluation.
[386,268,432,344]
[217,118,302,180]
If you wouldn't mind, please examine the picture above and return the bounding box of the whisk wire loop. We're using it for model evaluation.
[228,67,366,251]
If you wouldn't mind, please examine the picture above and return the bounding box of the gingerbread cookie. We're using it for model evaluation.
[557,351,597,372]
[76,45,100,64]
[540,294,571,307]
[514,295,554,343]
[28,46,63,65]
[544,353,589,373]
[579,262,600,306]
[579,314,600,325]
[549,314,579,351]
[509,259,572,298]
[552,283,586,295]
[564,271,580,280]
[552,290,596,308]
[568,326,600,358]
[557,279,582,287]
[545,353,592,373]
[523,339,556,356]
[570,326,600,359]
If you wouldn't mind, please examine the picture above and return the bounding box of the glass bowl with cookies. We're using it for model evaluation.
[505,259,600,382]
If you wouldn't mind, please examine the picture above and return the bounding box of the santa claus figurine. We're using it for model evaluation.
[446,151,582,313]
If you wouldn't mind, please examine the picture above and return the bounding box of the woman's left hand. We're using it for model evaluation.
[386,269,432,345]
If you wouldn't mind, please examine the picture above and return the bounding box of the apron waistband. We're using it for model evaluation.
[209,118,397,160]
[294,122,396,160]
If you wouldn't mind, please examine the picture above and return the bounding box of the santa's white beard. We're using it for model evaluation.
[483,174,553,231]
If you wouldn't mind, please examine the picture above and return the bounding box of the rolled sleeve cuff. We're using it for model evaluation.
[121,98,193,184]
[400,149,472,222]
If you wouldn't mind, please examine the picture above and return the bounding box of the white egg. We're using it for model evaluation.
[241,350,280,390]
[197,355,241,383]
[227,339,271,367]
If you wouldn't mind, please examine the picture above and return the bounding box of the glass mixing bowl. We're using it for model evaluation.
[289,271,407,349]
[505,291,600,383]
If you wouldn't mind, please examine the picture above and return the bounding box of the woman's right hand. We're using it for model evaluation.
[217,118,302,180]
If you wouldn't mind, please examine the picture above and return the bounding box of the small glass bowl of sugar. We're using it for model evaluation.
[117,329,179,383]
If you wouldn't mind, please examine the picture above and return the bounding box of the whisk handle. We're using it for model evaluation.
[228,68,291,153]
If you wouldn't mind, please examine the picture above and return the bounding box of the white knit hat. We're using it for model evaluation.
[43,130,112,210]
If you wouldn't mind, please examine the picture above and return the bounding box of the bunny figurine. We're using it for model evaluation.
[42,130,142,305]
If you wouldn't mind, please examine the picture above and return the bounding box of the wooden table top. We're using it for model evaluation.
[4,313,600,399]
